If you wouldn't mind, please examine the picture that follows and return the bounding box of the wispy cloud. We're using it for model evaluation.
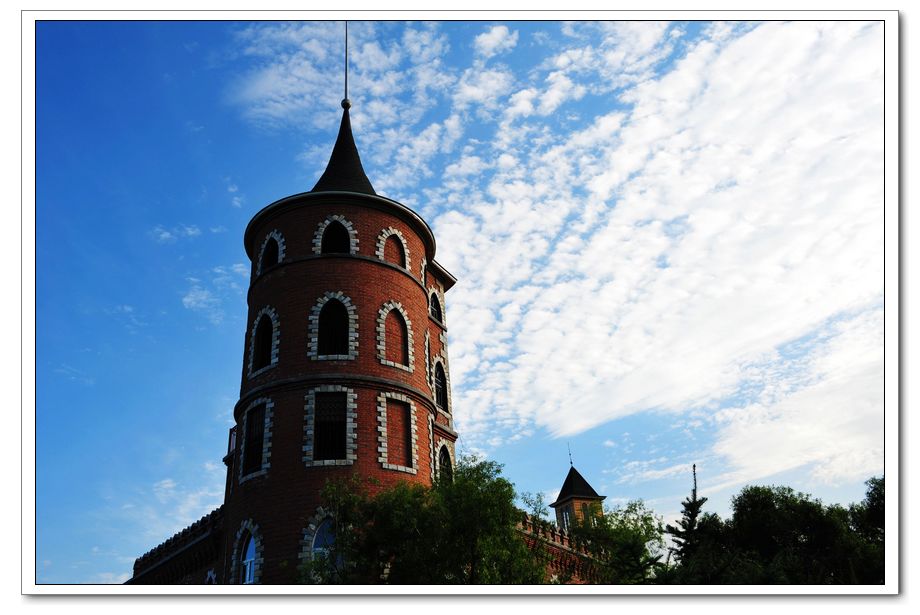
[149,224,201,244]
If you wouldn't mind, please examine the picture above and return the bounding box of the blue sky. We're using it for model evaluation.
[34,20,886,584]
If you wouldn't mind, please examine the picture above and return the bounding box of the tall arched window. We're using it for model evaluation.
[252,315,273,371]
[321,221,351,254]
[261,237,280,270]
[241,403,266,477]
[429,293,443,322]
[434,363,448,411]
[385,309,410,366]
[318,299,349,356]
[312,518,335,558]
[240,534,256,584]
[384,234,406,268]
[439,446,453,482]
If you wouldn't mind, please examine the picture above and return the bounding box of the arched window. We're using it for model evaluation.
[312,518,335,558]
[385,309,410,366]
[252,314,273,371]
[261,237,280,270]
[439,446,453,482]
[321,221,351,254]
[241,403,266,477]
[384,234,406,268]
[429,293,443,322]
[240,533,256,584]
[318,299,349,356]
[434,363,448,411]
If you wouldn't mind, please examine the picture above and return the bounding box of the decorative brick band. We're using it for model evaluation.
[239,397,274,485]
[256,229,286,276]
[308,291,359,361]
[313,214,359,255]
[375,226,411,271]
[303,385,357,467]
[376,391,419,475]
[230,519,263,585]
[299,507,332,564]
[376,300,415,372]
[247,306,280,378]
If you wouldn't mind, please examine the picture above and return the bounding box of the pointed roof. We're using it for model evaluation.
[550,466,605,508]
[311,99,376,195]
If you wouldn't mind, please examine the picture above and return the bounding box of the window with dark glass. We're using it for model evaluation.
[240,534,256,584]
[438,446,452,482]
[318,300,349,356]
[321,221,350,254]
[261,237,280,270]
[242,404,265,476]
[314,392,346,461]
[384,234,406,268]
[429,293,443,322]
[386,399,412,468]
[252,315,273,371]
[385,310,409,366]
[434,363,448,410]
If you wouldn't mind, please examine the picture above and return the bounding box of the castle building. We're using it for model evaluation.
[127,98,458,584]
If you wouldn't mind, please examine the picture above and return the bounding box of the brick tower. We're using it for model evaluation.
[127,98,458,585]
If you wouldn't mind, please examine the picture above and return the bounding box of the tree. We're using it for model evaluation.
[568,499,665,584]
[298,456,546,584]
[665,463,708,563]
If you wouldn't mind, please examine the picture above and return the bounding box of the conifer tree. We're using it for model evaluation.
[665,464,708,562]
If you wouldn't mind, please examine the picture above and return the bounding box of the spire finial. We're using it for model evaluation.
[342,21,350,109]
[567,443,573,467]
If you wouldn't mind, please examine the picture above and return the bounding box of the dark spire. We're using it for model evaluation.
[550,465,605,507]
[311,99,376,195]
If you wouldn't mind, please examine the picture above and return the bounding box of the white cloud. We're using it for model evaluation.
[149,224,201,243]
[474,25,519,58]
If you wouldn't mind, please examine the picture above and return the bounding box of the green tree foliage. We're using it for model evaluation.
[664,464,708,563]
[568,500,666,584]
[658,475,885,584]
[298,457,546,584]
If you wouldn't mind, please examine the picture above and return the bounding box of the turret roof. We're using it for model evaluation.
[311,99,376,195]
[550,466,605,508]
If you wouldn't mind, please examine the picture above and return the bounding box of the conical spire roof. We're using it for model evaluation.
[311,99,376,195]
[550,466,605,507]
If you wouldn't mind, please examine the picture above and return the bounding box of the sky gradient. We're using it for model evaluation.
[34,19,886,584]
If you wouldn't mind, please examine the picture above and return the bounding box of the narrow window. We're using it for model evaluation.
[252,315,273,371]
[240,534,256,584]
[242,404,265,476]
[314,392,346,461]
[580,502,589,522]
[387,399,412,468]
[429,293,443,322]
[318,300,349,356]
[385,310,410,366]
[312,518,335,557]
[321,221,350,254]
[384,234,406,268]
[438,446,453,482]
[261,237,280,270]
[562,508,571,531]
[434,363,448,410]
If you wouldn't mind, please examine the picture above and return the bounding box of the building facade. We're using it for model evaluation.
[128,99,459,584]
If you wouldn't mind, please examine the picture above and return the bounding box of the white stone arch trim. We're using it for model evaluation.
[313,214,359,255]
[376,300,415,372]
[420,258,427,285]
[238,397,274,484]
[256,229,286,276]
[375,226,411,271]
[435,438,456,481]
[308,291,359,361]
[247,305,281,378]
[428,415,435,481]
[299,507,333,564]
[376,391,419,475]
[427,285,446,326]
[424,330,432,392]
[431,356,452,416]
[230,518,264,585]
[303,385,357,467]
